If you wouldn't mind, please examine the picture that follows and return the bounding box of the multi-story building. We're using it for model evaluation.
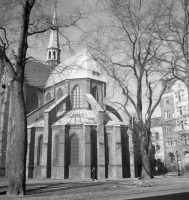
[151,117,165,174]
[161,79,189,173]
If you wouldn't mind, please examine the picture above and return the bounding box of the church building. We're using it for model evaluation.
[0,12,134,180]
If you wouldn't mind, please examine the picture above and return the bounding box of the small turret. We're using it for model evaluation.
[47,6,61,66]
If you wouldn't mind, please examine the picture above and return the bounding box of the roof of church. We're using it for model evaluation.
[53,109,96,126]
[45,49,106,88]
[27,108,127,128]
[24,61,50,88]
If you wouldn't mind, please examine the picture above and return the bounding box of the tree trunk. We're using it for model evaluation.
[140,134,153,179]
[7,79,27,196]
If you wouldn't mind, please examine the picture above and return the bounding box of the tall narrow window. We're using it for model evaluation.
[53,51,56,59]
[49,51,51,59]
[57,88,63,100]
[37,135,43,166]
[70,134,79,165]
[54,135,59,165]
[46,92,51,102]
[169,152,175,163]
[165,110,170,119]
[72,85,82,108]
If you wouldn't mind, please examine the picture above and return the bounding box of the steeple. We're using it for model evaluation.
[47,1,61,66]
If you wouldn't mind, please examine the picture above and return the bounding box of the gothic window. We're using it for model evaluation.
[37,135,43,166]
[49,51,51,59]
[57,88,63,100]
[72,85,82,108]
[70,134,79,165]
[53,51,56,59]
[46,92,51,102]
[54,135,59,165]
[92,86,99,102]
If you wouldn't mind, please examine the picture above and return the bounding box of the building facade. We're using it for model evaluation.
[0,12,136,180]
[161,79,189,173]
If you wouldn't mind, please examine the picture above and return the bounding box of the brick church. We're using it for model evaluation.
[0,12,134,180]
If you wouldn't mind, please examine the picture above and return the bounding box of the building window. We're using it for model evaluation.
[184,152,189,163]
[165,111,170,119]
[174,140,177,146]
[165,98,169,105]
[53,50,56,59]
[155,132,159,140]
[46,92,51,102]
[165,125,171,133]
[156,144,160,154]
[54,135,59,165]
[181,135,187,145]
[70,134,79,165]
[166,138,172,146]
[49,51,51,59]
[57,88,63,100]
[177,106,186,116]
[176,89,185,101]
[169,152,175,163]
[178,120,185,131]
[37,135,43,166]
[72,85,82,109]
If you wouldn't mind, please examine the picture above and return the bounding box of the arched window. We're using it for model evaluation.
[184,152,189,163]
[54,135,59,165]
[37,135,43,166]
[57,88,63,100]
[168,152,175,163]
[49,51,51,59]
[92,86,99,102]
[46,92,51,102]
[53,51,56,59]
[72,85,82,108]
[70,134,79,165]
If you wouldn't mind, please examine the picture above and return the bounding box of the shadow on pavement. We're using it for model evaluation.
[135,191,189,200]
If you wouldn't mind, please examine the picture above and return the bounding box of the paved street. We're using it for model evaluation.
[0,176,189,199]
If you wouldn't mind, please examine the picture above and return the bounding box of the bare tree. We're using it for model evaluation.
[0,0,85,195]
[82,0,172,179]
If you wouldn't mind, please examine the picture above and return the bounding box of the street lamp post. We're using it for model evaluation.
[175,151,180,176]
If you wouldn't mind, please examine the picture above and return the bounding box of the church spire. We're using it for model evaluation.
[47,0,61,66]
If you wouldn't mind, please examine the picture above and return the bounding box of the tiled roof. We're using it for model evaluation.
[25,61,50,88]
[52,109,96,126]
[45,49,106,88]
